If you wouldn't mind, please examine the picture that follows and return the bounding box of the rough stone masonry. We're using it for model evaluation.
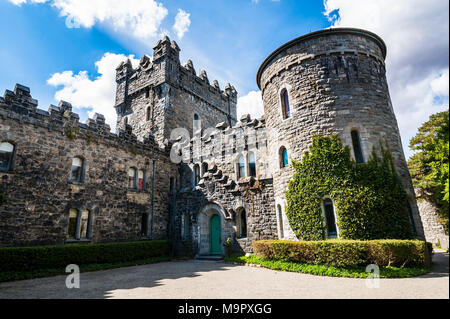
[1,28,434,255]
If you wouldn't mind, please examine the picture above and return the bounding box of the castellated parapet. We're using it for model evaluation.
[258,28,424,239]
[115,36,238,147]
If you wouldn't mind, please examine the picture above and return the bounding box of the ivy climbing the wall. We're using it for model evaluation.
[285,135,414,241]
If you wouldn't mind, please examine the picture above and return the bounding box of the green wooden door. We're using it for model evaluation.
[210,215,221,255]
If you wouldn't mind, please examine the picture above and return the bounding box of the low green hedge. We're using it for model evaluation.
[253,240,432,268]
[0,240,171,272]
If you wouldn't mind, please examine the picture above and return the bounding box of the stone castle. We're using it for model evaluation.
[0,28,432,255]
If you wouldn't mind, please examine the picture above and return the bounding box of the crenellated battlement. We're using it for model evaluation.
[0,84,168,156]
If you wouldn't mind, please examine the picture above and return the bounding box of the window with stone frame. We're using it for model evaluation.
[70,157,85,183]
[237,155,246,179]
[137,169,145,191]
[67,208,91,240]
[201,162,208,176]
[193,113,201,132]
[146,106,151,121]
[237,208,247,238]
[248,152,256,177]
[0,141,14,171]
[141,213,149,236]
[351,130,364,164]
[128,167,137,189]
[280,147,289,168]
[281,89,290,119]
[323,198,338,238]
[193,164,200,186]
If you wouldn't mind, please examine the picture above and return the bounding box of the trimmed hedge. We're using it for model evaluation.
[0,240,171,272]
[253,240,431,268]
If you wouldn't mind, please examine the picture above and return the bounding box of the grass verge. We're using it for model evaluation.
[224,255,430,278]
[0,256,175,283]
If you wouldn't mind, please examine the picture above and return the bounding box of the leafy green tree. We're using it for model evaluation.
[408,110,449,231]
[285,135,414,241]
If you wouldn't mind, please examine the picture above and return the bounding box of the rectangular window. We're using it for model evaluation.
[0,142,14,171]
[138,170,145,190]
[141,213,148,236]
[67,209,78,239]
[80,210,90,239]
[351,130,364,164]
[128,168,137,189]
[71,157,84,182]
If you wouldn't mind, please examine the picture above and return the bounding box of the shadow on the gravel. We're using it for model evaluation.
[419,252,449,279]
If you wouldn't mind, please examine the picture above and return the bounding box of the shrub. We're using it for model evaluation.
[252,240,430,268]
[0,240,171,272]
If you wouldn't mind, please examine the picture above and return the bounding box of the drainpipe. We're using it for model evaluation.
[151,159,156,239]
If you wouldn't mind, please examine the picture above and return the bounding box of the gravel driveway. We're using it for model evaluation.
[0,251,448,299]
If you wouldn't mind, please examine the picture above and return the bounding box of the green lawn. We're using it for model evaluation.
[224,255,430,278]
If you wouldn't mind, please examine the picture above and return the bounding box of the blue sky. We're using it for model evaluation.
[0,0,448,158]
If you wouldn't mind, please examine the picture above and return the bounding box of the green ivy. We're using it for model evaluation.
[285,135,414,241]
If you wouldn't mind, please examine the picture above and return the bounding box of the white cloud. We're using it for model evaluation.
[173,9,191,39]
[323,0,449,158]
[10,0,169,40]
[47,53,139,132]
[237,90,264,120]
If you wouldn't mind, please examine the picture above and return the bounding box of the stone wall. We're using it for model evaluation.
[258,28,425,239]
[0,84,177,246]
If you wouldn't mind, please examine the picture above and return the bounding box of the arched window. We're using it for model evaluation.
[201,162,208,176]
[67,208,91,240]
[351,130,364,164]
[323,198,338,238]
[128,167,137,189]
[146,106,151,121]
[137,169,145,190]
[237,208,247,238]
[0,142,14,171]
[277,204,284,239]
[237,155,245,179]
[280,147,289,168]
[281,89,290,119]
[71,157,85,183]
[193,113,200,132]
[193,164,200,186]
[248,152,256,177]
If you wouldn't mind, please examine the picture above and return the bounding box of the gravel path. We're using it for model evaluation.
[0,251,448,299]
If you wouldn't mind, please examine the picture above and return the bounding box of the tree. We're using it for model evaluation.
[408,110,449,231]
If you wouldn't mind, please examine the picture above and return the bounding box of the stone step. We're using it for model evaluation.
[195,255,224,261]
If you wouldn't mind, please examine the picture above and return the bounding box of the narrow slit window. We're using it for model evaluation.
[67,209,78,239]
[238,209,247,238]
[71,157,84,183]
[351,130,364,164]
[323,198,338,238]
[281,89,290,119]
[79,210,90,239]
[238,155,245,179]
[141,213,149,236]
[128,167,137,189]
[146,106,151,121]
[194,165,200,186]
[0,142,14,171]
[280,147,289,168]
[138,169,145,190]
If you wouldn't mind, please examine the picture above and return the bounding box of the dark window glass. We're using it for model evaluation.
[239,210,247,238]
[71,157,84,182]
[202,163,208,176]
[249,152,256,177]
[194,165,200,186]
[0,142,14,171]
[351,130,364,164]
[280,148,288,168]
[324,199,337,238]
[146,106,151,121]
[281,89,290,119]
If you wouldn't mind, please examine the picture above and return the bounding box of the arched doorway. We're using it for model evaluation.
[210,215,221,255]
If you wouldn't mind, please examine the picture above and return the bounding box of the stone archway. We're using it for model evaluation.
[197,203,226,255]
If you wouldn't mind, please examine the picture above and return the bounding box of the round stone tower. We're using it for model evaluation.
[257,28,424,240]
